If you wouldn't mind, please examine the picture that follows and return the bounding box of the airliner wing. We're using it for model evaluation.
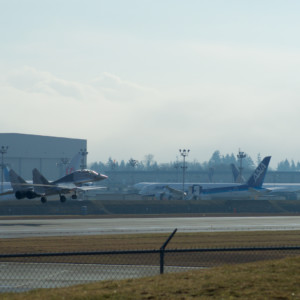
[248,187,271,196]
[265,186,300,193]
[165,186,186,197]
[0,189,14,196]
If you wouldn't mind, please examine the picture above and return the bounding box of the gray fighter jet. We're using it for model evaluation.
[32,168,107,203]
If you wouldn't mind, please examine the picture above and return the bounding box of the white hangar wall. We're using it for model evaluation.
[0,133,87,180]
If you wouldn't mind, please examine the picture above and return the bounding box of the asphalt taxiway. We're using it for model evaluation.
[1,216,300,238]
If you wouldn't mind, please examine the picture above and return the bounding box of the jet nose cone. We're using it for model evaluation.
[98,173,108,181]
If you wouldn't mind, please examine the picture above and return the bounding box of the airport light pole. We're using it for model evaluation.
[79,148,88,170]
[1,146,8,194]
[110,159,117,190]
[174,156,180,182]
[237,149,246,183]
[129,158,138,185]
[179,149,190,200]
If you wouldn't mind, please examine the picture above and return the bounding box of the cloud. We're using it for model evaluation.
[0,67,162,145]
[2,67,159,103]
[90,72,159,102]
[4,67,85,100]
[1,65,300,167]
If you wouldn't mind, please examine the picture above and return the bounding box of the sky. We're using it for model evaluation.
[1,0,300,169]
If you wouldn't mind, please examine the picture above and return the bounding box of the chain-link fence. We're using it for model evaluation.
[1,243,300,292]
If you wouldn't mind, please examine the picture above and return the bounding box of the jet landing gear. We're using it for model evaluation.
[60,195,66,203]
[71,194,78,200]
[40,195,67,203]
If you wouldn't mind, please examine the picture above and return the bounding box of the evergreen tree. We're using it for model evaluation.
[144,154,154,169]
[291,160,296,171]
[256,153,262,165]
[209,150,222,166]
[244,156,255,169]
[277,159,290,171]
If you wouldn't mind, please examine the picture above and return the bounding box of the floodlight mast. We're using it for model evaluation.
[79,149,88,170]
[237,149,246,183]
[179,149,190,200]
[129,158,138,185]
[0,146,8,194]
[174,156,180,183]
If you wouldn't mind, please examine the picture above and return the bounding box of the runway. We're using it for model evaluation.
[1,216,300,238]
[1,215,300,293]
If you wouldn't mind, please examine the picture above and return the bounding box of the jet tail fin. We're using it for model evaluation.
[32,168,51,194]
[4,166,10,182]
[230,164,240,183]
[66,153,81,174]
[246,156,271,188]
[230,163,245,183]
[9,169,28,192]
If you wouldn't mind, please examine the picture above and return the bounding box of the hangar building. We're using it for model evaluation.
[0,133,87,180]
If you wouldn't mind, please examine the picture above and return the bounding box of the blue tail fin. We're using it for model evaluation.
[3,166,10,182]
[246,156,271,188]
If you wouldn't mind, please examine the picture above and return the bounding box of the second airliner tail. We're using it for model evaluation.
[230,164,240,183]
[66,153,81,174]
[246,156,271,188]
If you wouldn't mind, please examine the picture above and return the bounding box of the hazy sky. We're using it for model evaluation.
[1,1,300,168]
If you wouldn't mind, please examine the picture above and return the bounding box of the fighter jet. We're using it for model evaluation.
[32,168,108,203]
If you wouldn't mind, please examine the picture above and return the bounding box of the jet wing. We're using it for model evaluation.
[55,183,106,190]
[34,182,106,194]
[248,187,270,195]
[75,186,107,191]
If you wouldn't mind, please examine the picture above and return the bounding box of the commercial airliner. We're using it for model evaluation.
[190,156,271,200]
[231,163,300,200]
[32,168,108,203]
[137,156,271,200]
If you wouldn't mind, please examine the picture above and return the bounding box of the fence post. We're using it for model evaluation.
[160,228,177,274]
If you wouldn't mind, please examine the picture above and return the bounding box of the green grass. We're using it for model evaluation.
[2,230,300,254]
[1,230,300,299]
[2,255,300,299]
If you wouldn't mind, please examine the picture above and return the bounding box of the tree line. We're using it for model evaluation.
[89,151,300,173]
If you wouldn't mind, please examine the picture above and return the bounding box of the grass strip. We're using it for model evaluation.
[2,255,300,299]
[1,230,300,254]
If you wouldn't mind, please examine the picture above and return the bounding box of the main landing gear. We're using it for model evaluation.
[60,195,66,203]
[40,195,67,203]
